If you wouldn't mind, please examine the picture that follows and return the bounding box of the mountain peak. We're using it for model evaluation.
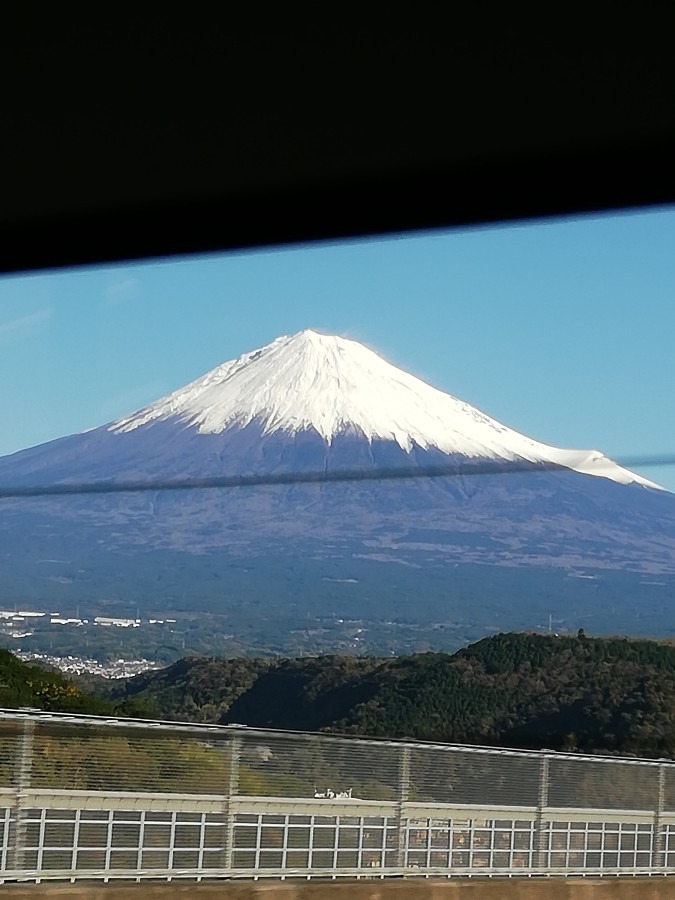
[108,330,660,490]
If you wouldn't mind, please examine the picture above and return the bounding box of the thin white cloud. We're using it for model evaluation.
[98,379,169,423]
[0,307,53,340]
[104,277,140,305]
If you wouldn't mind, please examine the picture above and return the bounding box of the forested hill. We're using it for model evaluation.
[0,649,112,714]
[108,632,675,757]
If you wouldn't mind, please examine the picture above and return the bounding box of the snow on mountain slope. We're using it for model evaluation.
[110,329,660,490]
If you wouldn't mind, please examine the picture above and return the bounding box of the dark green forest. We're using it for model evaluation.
[0,649,111,714]
[6,632,675,758]
[102,632,675,757]
[0,649,151,717]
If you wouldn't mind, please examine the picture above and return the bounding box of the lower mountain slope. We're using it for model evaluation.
[3,459,675,644]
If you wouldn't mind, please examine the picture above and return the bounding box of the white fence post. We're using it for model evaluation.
[534,751,550,869]
[222,735,241,873]
[653,761,666,869]
[8,718,34,875]
[395,746,411,868]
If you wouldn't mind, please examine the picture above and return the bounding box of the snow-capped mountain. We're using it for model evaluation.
[106,329,657,489]
[1,329,674,641]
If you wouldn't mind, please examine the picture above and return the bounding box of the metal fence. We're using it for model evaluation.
[0,708,674,883]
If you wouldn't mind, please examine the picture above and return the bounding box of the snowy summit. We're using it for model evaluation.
[110,329,659,490]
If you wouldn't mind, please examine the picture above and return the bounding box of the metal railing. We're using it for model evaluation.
[0,708,674,883]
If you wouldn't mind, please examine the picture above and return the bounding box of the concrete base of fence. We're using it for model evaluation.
[2,878,674,900]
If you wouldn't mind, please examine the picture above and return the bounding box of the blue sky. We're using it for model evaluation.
[1,206,674,488]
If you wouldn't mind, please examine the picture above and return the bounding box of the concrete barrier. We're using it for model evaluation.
[2,878,673,899]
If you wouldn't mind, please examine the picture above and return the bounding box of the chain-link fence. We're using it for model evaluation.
[0,709,673,882]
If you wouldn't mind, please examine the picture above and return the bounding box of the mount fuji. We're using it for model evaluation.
[1,329,675,642]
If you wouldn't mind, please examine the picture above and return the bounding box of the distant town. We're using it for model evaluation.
[14,650,161,679]
[0,608,174,676]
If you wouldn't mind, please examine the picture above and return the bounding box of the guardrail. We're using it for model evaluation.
[0,709,673,882]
